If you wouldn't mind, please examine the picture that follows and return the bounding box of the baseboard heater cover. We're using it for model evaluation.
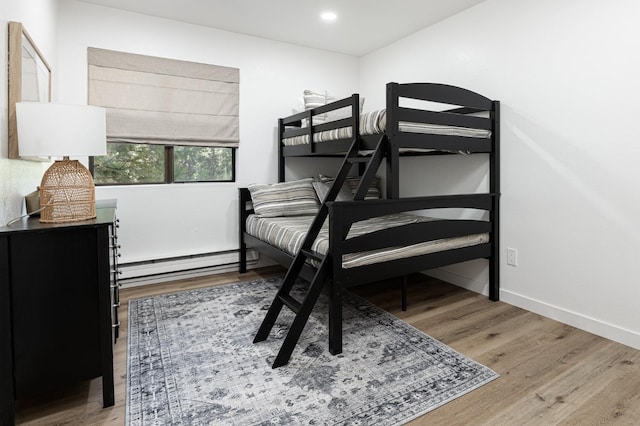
[119,249,259,286]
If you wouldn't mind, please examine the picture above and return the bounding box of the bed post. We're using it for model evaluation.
[278,118,285,182]
[328,203,344,355]
[238,188,251,273]
[385,83,400,198]
[328,276,342,355]
[489,101,501,301]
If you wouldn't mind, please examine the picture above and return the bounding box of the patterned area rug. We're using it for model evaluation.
[127,277,498,425]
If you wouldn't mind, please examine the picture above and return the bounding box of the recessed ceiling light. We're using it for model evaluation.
[320,11,337,22]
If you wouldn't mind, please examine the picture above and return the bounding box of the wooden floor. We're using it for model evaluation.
[14,267,640,425]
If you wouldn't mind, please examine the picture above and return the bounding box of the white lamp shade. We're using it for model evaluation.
[16,102,107,157]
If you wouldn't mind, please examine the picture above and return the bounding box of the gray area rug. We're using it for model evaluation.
[127,277,498,425]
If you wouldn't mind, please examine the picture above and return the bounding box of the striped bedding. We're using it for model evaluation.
[245,213,489,269]
[282,109,492,147]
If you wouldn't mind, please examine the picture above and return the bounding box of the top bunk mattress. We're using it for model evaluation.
[282,109,492,147]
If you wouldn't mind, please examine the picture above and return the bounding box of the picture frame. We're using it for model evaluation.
[8,21,52,160]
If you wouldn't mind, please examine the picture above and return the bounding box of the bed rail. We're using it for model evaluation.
[280,83,498,163]
[325,192,497,288]
[384,82,495,153]
[240,187,496,289]
[340,220,491,254]
[328,193,496,225]
[399,108,492,130]
[279,94,360,158]
[391,82,493,110]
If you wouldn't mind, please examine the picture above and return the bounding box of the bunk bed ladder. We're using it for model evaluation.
[253,137,386,368]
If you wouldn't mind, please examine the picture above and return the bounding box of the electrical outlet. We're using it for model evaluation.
[507,248,518,266]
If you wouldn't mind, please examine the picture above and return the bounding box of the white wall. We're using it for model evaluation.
[358,0,640,349]
[13,0,638,350]
[0,0,58,226]
[57,0,358,262]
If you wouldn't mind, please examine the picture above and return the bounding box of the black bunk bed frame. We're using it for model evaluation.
[239,82,500,368]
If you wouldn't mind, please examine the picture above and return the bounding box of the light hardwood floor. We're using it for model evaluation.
[15,267,640,425]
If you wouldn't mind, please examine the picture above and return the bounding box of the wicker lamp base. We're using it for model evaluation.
[39,159,96,223]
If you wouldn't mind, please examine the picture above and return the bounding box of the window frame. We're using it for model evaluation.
[89,144,236,186]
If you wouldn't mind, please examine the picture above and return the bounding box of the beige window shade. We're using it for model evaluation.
[88,47,239,147]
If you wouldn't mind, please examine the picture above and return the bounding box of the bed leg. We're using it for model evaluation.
[489,253,499,301]
[239,242,247,273]
[401,275,407,311]
[328,280,342,355]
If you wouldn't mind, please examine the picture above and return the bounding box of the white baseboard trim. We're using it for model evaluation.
[501,289,640,351]
[119,249,259,288]
[425,268,640,350]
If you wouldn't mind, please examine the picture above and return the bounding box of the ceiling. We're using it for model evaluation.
[76,0,486,56]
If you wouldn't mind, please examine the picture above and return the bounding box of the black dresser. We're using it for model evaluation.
[0,201,121,425]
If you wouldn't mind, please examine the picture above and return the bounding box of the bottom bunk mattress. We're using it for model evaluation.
[245,213,489,269]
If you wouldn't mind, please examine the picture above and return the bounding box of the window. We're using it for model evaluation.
[91,144,234,185]
[174,145,234,182]
[87,48,239,185]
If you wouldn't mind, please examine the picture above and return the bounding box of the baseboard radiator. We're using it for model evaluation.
[119,249,260,288]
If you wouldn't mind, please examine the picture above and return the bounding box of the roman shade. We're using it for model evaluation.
[88,47,239,147]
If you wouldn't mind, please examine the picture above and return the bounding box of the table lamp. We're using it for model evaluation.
[16,102,107,223]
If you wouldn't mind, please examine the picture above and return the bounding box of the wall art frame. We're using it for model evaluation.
[8,21,52,160]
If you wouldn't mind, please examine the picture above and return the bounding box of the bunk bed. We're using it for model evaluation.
[239,82,500,368]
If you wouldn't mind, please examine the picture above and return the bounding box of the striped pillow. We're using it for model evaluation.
[248,178,320,217]
[304,89,335,125]
[319,175,381,200]
[303,89,335,110]
[312,180,354,202]
[346,176,381,200]
[303,90,365,125]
